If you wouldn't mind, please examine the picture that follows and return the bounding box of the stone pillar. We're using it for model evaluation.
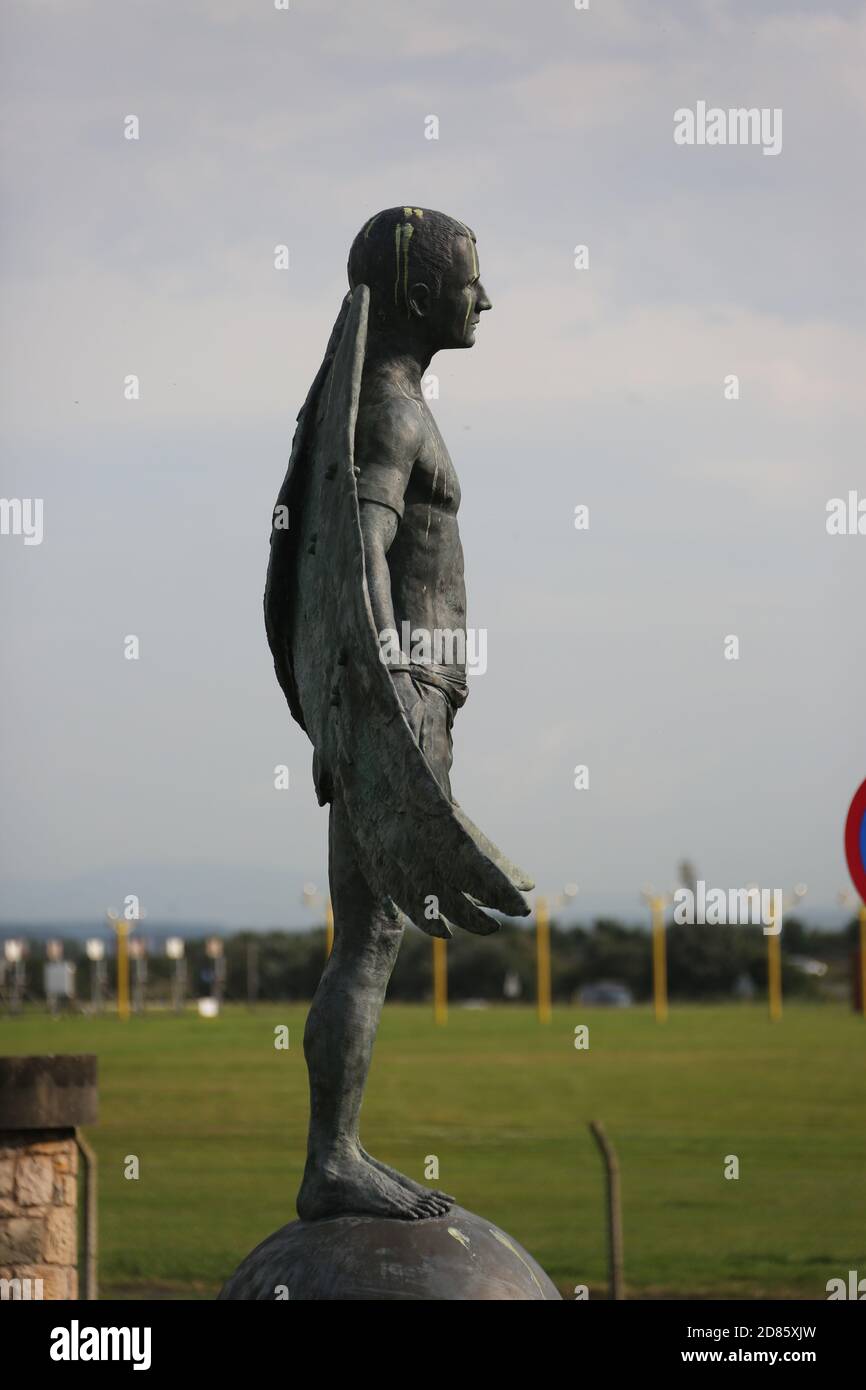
[0,1055,97,1301]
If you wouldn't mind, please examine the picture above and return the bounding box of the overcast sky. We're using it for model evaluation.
[1,0,864,929]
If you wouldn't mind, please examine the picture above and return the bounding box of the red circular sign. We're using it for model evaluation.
[844,777,866,904]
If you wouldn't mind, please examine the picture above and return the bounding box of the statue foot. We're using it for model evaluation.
[298,1148,444,1222]
[359,1147,454,1213]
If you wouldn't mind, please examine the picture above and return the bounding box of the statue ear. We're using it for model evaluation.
[408,282,432,319]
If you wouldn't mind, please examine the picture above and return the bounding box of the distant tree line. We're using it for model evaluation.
[9,916,860,1005]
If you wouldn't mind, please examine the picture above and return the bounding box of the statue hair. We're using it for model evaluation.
[347,207,475,320]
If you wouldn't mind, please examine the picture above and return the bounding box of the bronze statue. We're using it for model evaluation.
[265,207,533,1224]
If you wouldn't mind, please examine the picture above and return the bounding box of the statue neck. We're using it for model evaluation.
[363,328,434,387]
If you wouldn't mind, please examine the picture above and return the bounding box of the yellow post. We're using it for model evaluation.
[767,907,782,1022]
[433,937,447,1025]
[325,898,334,959]
[651,897,668,1023]
[114,920,131,1021]
[536,896,552,1024]
[859,906,866,1020]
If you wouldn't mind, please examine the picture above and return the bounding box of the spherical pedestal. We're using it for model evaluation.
[218,1204,561,1301]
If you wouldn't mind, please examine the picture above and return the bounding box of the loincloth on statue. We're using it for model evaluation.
[400,660,468,711]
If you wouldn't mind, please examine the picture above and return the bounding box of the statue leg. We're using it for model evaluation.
[297,790,450,1221]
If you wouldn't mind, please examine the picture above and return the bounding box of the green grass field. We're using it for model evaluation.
[2,1003,864,1299]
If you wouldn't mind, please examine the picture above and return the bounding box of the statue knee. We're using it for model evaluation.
[370,914,404,963]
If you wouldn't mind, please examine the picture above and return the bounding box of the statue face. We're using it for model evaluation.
[412,234,492,351]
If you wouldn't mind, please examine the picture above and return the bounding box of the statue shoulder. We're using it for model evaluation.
[356,378,426,466]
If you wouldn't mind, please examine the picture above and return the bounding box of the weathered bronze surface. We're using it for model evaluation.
[264,209,533,1224]
[219,1205,560,1301]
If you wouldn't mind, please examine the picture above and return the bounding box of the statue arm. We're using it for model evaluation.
[355,399,425,719]
[359,502,425,734]
[358,503,399,637]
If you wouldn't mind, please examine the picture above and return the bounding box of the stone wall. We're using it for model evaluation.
[0,1130,77,1299]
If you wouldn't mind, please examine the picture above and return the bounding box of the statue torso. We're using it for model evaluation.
[357,378,467,675]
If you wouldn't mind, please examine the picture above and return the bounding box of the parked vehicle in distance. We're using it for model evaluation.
[576,980,634,1007]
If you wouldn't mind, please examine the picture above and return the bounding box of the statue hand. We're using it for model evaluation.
[391,671,425,744]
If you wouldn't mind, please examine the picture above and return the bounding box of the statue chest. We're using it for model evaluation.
[411,420,461,516]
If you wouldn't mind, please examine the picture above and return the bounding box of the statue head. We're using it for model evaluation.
[347,207,491,352]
